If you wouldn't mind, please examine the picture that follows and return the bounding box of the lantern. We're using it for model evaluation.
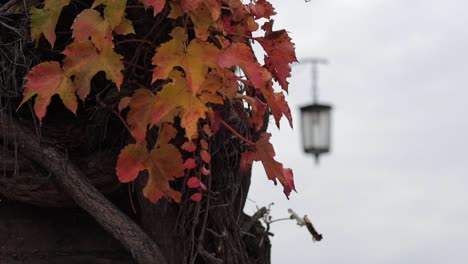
[300,103,332,162]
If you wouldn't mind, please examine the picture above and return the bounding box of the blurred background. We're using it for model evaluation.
[245,0,468,263]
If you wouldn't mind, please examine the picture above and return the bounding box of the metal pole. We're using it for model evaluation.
[300,58,328,103]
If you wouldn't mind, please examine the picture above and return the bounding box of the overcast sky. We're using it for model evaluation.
[245,0,468,263]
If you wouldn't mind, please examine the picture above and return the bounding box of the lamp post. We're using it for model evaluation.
[299,58,332,163]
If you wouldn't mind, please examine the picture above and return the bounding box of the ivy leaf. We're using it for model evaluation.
[30,0,71,47]
[92,0,127,28]
[241,132,296,198]
[248,0,276,19]
[62,40,124,100]
[128,70,213,142]
[239,94,267,131]
[116,124,185,203]
[152,27,219,95]
[256,20,297,92]
[139,0,166,16]
[270,91,293,128]
[218,43,272,90]
[19,61,77,122]
[71,9,114,51]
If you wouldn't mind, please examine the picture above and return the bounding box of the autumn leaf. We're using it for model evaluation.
[239,94,267,131]
[62,40,124,100]
[30,0,71,47]
[114,17,136,35]
[19,61,77,122]
[256,20,297,91]
[271,92,293,128]
[248,0,276,19]
[71,9,114,51]
[92,0,127,28]
[116,124,185,203]
[139,0,166,16]
[241,132,296,198]
[152,27,219,95]
[128,70,217,142]
[218,43,271,90]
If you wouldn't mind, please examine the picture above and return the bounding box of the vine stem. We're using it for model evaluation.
[116,39,153,46]
[220,119,255,146]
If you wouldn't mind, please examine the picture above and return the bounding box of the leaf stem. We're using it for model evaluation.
[220,119,255,145]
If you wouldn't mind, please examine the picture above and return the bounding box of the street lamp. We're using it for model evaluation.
[299,58,332,163]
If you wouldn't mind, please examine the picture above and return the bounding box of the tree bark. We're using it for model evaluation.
[0,111,168,264]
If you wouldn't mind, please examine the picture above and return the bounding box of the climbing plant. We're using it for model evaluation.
[19,0,297,204]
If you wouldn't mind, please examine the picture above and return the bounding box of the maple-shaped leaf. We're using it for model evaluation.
[116,124,185,203]
[128,70,214,142]
[62,40,124,100]
[71,9,114,51]
[239,94,267,131]
[271,92,293,128]
[152,27,219,95]
[114,17,136,35]
[92,0,127,28]
[139,0,166,16]
[256,20,297,92]
[242,132,296,198]
[30,0,71,47]
[126,88,178,143]
[179,0,221,20]
[218,43,272,90]
[19,61,77,122]
[248,0,276,19]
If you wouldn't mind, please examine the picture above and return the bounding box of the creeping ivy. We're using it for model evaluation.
[21,0,298,203]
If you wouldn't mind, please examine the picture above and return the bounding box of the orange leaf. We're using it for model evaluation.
[242,132,296,198]
[71,9,114,51]
[62,40,124,100]
[152,27,219,95]
[128,70,212,141]
[19,61,77,122]
[30,0,71,47]
[116,142,149,183]
[116,124,185,203]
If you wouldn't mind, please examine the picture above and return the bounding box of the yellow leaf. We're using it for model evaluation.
[30,0,71,47]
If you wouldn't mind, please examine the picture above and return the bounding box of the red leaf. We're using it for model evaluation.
[256,20,297,92]
[249,0,276,19]
[218,43,272,90]
[242,132,296,198]
[200,149,211,163]
[183,158,197,169]
[282,168,297,198]
[181,141,197,152]
[201,166,210,176]
[240,95,267,131]
[187,177,207,190]
[190,192,202,202]
[200,139,208,150]
[139,0,166,16]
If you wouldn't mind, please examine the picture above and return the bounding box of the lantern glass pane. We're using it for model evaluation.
[301,108,331,153]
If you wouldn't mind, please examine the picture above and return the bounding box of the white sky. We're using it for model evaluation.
[245,0,468,263]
